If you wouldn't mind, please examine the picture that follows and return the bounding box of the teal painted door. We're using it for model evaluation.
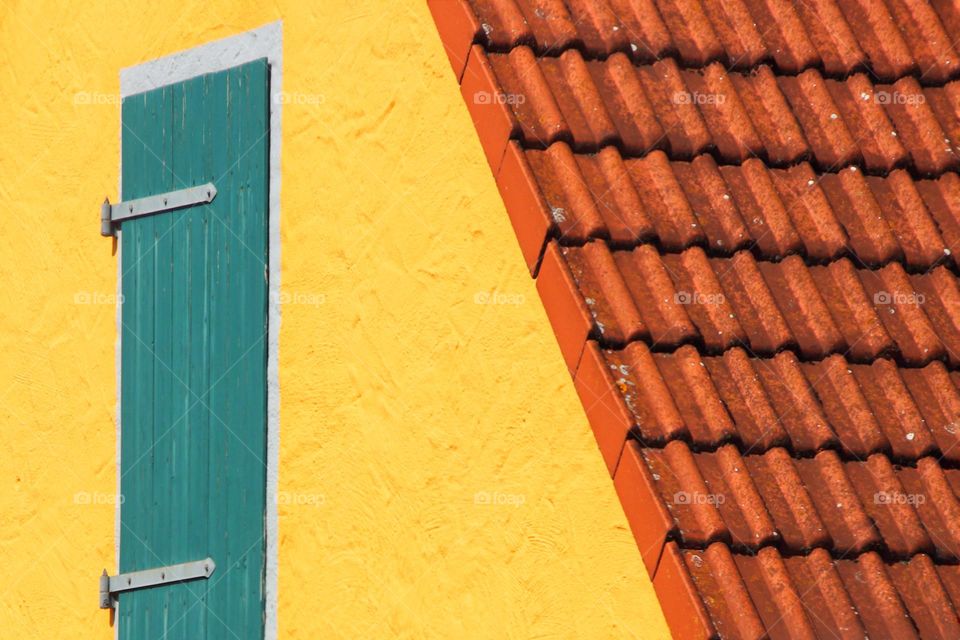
[119,59,269,639]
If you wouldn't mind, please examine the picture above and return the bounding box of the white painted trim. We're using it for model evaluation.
[116,21,282,640]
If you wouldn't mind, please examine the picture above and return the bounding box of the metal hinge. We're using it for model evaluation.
[100,182,217,237]
[99,557,216,609]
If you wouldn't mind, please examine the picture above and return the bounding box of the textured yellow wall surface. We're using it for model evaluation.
[0,1,670,638]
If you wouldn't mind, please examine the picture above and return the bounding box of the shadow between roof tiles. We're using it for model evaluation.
[627,431,960,472]
[481,44,960,90]
[463,0,960,86]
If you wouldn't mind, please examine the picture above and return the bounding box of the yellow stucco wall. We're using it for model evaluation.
[0,2,670,638]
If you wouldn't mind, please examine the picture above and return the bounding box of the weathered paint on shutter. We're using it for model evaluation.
[119,58,269,640]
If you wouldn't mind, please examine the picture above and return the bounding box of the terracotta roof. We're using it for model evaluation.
[429,1,960,636]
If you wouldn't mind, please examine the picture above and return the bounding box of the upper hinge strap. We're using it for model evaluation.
[100,182,217,236]
[99,557,216,609]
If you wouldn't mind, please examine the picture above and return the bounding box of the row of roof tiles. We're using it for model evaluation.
[476,48,960,175]
[628,439,960,560]
[570,337,960,474]
[645,540,960,639]
[553,241,960,365]
[524,144,960,268]
[446,0,960,84]
[601,342,960,463]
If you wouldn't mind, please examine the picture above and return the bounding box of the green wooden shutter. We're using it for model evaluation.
[119,58,269,640]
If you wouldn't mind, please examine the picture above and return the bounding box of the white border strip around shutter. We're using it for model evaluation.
[117,21,282,640]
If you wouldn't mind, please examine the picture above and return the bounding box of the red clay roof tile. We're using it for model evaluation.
[428,0,482,81]
[573,339,633,473]
[496,140,555,273]
[460,44,519,171]
[653,541,717,640]
[614,434,674,574]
